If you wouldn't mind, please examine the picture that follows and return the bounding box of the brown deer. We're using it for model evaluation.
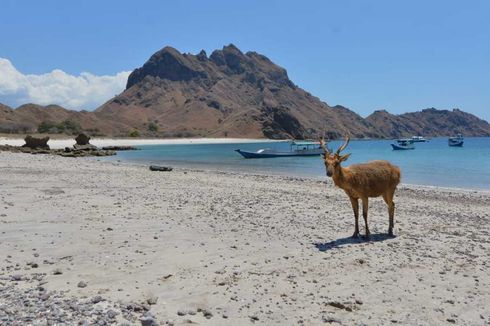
[320,136,401,238]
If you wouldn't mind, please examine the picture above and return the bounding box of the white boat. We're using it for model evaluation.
[448,134,464,147]
[391,139,415,150]
[411,136,429,142]
[235,141,324,158]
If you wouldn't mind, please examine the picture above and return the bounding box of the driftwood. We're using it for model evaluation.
[101,146,138,151]
[149,165,173,172]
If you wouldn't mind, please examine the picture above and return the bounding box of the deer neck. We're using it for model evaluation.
[332,166,349,189]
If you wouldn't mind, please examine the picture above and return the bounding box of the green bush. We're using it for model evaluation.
[148,122,158,132]
[37,120,81,134]
[128,129,140,137]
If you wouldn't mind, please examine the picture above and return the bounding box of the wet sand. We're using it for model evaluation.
[0,152,489,325]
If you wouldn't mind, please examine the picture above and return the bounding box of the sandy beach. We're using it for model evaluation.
[0,137,281,149]
[0,152,489,325]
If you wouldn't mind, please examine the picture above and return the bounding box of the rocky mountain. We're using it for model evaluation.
[1,44,490,138]
[366,108,490,138]
[95,44,380,139]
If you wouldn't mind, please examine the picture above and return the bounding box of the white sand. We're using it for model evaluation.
[0,137,282,149]
[0,152,489,325]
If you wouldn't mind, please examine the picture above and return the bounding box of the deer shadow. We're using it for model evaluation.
[314,233,396,252]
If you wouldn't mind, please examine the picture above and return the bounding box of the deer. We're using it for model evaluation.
[319,136,401,239]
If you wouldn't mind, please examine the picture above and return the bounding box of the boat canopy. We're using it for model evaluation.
[291,141,320,146]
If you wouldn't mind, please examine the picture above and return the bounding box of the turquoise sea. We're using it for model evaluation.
[106,137,490,190]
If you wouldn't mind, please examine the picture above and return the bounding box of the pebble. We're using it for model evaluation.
[77,281,88,288]
[11,274,22,281]
[147,295,158,305]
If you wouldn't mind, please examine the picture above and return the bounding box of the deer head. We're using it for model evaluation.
[320,136,351,177]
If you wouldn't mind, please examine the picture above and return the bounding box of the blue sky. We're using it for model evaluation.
[0,0,489,121]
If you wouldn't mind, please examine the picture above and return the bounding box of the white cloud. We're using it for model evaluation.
[0,58,130,110]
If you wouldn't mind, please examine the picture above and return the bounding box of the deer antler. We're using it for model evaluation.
[319,137,330,155]
[336,136,350,155]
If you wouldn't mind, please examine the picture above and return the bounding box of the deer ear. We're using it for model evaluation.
[340,153,351,162]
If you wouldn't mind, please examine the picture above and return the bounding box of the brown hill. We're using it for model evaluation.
[0,103,110,135]
[367,108,490,138]
[1,44,489,139]
[95,44,380,139]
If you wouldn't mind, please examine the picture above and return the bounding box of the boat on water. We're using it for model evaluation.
[391,139,415,150]
[235,141,324,158]
[411,135,429,142]
[448,134,464,147]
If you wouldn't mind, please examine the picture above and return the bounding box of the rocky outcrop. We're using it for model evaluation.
[97,44,380,139]
[73,133,98,150]
[0,145,116,157]
[75,133,91,145]
[22,136,50,149]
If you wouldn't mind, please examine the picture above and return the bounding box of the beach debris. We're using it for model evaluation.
[52,268,63,275]
[149,165,173,172]
[250,315,259,322]
[22,135,50,149]
[326,301,357,312]
[158,274,173,282]
[102,145,138,151]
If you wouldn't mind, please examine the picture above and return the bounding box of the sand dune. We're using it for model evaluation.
[0,152,488,325]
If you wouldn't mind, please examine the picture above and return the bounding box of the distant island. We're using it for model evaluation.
[1,44,490,139]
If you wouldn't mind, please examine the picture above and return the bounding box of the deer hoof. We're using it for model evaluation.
[388,229,394,237]
[364,231,371,240]
[351,232,359,238]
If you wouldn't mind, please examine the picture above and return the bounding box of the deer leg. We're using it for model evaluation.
[349,196,360,238]
[383,192,395,236]
[362,197,370,239]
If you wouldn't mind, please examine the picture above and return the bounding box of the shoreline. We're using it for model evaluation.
[2,136,489,191]
[102,156,490,194]
[1,152,489,324]
[0,136,285,149]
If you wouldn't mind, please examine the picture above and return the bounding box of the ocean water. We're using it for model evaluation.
[105,137,490,190]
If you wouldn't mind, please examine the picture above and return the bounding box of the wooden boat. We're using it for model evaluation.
[235,141,324,158]
[391,139,415,150]
[448,134,464,147]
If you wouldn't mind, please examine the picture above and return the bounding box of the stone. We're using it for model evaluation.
[22,136,50,149]
[77,281,87,288]
[140,312,159,326]
[146,295,158,305]
[91,296,103,304]
[11,274,22,281]
[75,133,91,145]
[73,144,98,151]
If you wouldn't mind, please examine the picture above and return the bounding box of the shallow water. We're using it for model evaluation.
[105,137,490,190]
